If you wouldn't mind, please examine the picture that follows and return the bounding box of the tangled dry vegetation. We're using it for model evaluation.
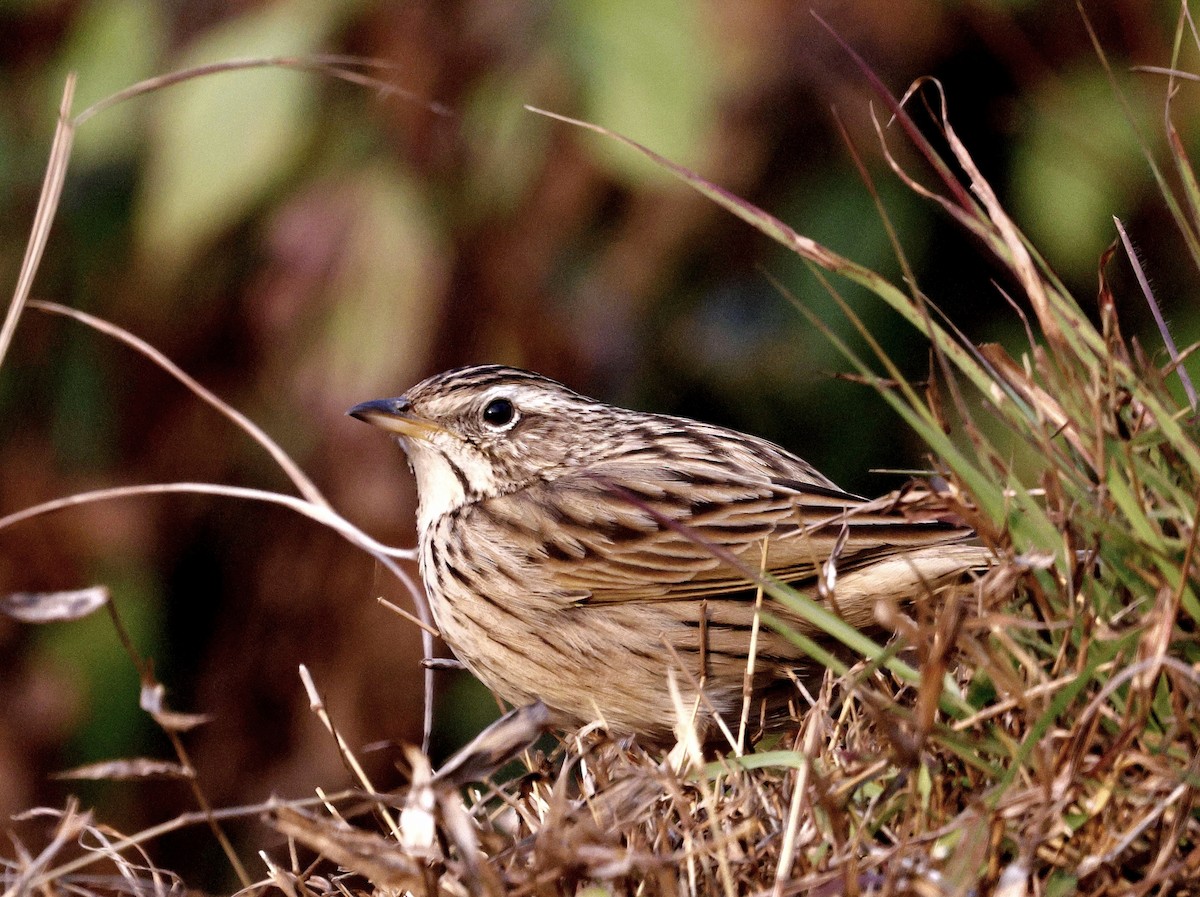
[5,13,1200,897]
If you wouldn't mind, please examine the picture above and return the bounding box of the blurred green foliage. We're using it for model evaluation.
[1012,64,1159,270]
[555,0,717,183]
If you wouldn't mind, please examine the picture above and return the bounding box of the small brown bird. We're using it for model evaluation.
[350,365,987,741]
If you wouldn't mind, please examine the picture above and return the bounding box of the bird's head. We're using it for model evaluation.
[349,365,615,528]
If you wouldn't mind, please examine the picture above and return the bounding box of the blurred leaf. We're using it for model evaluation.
[782,168,928,279]
[771,169,930,369]
[53,325,116,469]
[134,4,344,282]
[311,163,449,401]
[1011,67,1152,277]
[140,680,211,732]
[1,586,109,622]
[434,674,503,758]
[554,0,718,184]
[1046,872,1080,897]
[460,66,555,224]
[47,0,166,165]
[54,757,190,780]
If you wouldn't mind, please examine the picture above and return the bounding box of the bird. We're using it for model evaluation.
[349,364,990,741]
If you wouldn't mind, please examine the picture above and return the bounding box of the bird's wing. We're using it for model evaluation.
[465,464,972,605]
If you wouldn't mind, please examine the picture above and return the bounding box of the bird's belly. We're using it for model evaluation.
[436,592,757,739]
[419,525,803,738]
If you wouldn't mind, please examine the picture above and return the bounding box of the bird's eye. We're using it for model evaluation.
[482,397,516,428]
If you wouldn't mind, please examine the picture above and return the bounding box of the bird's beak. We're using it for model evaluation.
[347,397,445,440]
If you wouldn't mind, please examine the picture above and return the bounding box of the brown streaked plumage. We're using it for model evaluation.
[350,364,989,740]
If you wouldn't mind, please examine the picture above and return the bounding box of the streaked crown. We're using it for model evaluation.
[350,366,635,528]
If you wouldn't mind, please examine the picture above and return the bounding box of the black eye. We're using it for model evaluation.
[482,397,516,428]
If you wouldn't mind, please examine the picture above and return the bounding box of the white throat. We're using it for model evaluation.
[402,438,496,532]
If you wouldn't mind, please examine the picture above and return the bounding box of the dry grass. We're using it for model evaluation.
[5,8,1200,896]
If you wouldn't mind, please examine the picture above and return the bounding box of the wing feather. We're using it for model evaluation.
[461,459,972,606]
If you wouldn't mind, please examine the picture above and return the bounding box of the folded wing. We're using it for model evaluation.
[465,460,973,605]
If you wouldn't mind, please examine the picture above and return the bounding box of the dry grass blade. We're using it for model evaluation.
[431,701,550,788]
[12,792,359,893]
[0,482,414,564]
[5,801,92,897]
[268,807,425,892]
[71,54,451,128]
[0,76,74,370]
[1112,217,1198,407]
[53,759,193,782]
[977,343,1091,463]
